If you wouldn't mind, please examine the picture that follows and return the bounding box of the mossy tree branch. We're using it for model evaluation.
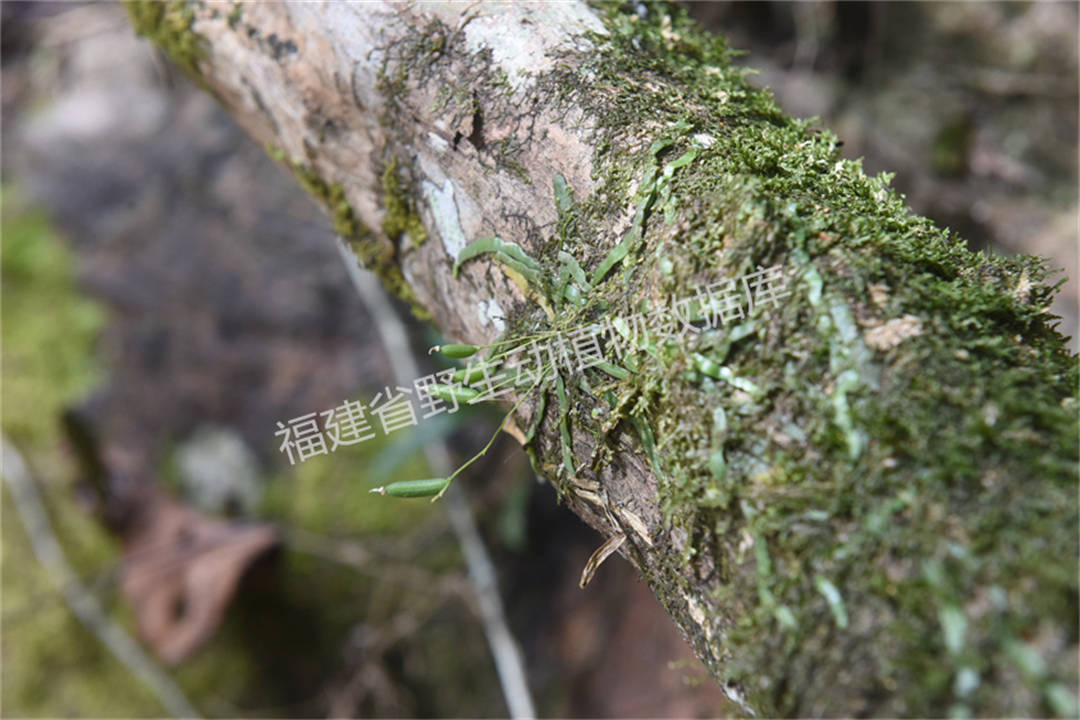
[127,2,1078,716]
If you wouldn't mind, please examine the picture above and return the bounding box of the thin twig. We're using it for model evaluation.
[1,436,201,719]
[334,239,537,719]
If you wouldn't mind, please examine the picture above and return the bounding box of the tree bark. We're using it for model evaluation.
[128,2,1078,716]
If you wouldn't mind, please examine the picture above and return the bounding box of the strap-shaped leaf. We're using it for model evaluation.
[452,235,542,286]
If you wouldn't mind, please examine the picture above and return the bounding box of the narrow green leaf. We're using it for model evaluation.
[555,373,575,478]
[553,174,574,217]
[558,251,588,287]
[815,576,850,630]
[452,236,542,285]
[595,360,630,381]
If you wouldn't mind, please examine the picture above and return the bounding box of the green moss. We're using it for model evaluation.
[0,188,169,716]
[365,7,1075,710]
[293,165,359,241]
[494,3,1077,715]
[380,157,428,248]
[1,187,106,453]
[265,142,287,164]
[264,145,432,321]
[125,1,206,79]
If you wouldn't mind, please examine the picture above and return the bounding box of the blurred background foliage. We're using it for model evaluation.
[2,2,1076,718]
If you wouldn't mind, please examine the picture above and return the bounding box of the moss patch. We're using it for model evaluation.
[265,144,433,321]
[125,1,206,79]
[381,156,428,248]
[0,187,165,716]
[1,187,106,453]
[516,4,1078,715]
[375,3,1079,715]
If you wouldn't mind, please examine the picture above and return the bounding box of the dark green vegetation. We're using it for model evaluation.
[402,3,1079,715]
[516,4,1077,715]
[126,1,205,79]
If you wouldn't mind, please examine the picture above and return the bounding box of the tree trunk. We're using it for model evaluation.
[127,2,1078,716]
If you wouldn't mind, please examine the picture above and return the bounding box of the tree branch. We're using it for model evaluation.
[126,2,1078,715]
